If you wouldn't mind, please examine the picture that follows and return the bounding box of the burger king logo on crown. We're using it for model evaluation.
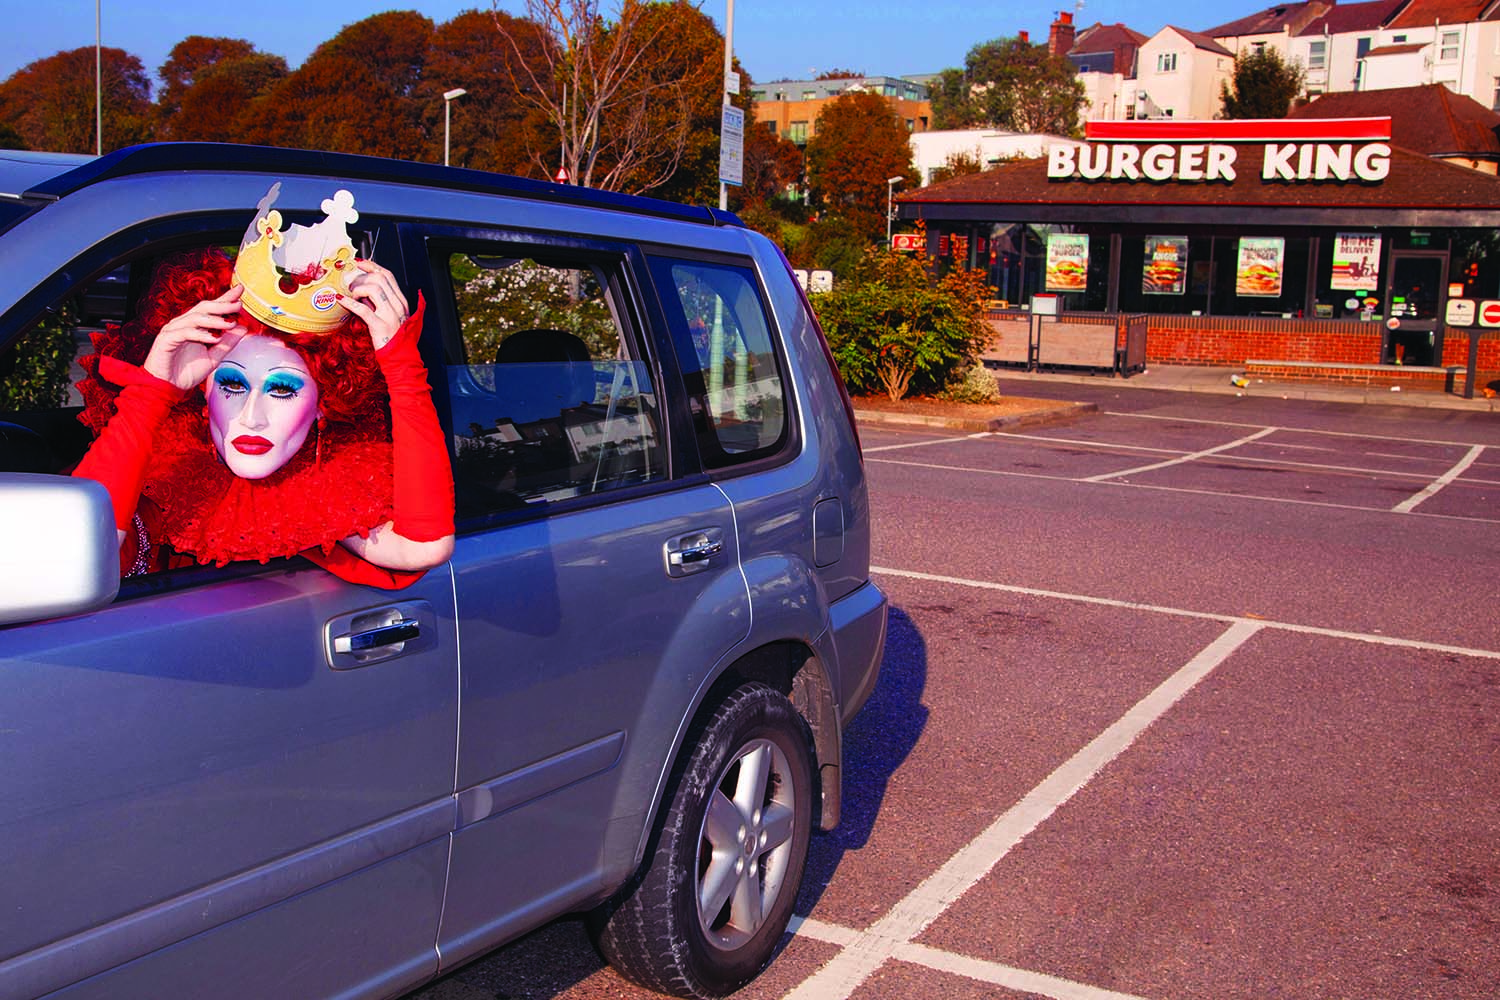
[234,184,360,335]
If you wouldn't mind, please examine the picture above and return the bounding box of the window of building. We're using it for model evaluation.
[446,251,662,515]
[1308,39,1327,69]
[765,121,777,135]
[1157,52,1178,72]
[801,90,816,100]
[1492,77,1500,111]
[787,120,808,144]
[905,118,915,131]
[1392,33,1407,43]
[1440,30,1460,61]
[1252,41,1266,53]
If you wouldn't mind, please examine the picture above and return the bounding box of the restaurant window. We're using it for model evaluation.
[1308,40,1327,69]
[1311,234,1386,322]
[1440,30,1460,61]
[1157,52,1178,72]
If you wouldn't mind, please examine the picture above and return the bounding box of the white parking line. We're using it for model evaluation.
[872,565,1500,660]
[1392,444,1485,513]
[1084,428,1277,482]
[784,621,1262,1000]
[862,431,993,454]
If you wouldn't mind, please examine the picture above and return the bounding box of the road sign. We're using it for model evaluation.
[1481,300,1500,328]
[1445,299,1476,327]
[718,105,744,187]
[554,166,569,184]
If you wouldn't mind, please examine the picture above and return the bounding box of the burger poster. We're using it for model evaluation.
[1331,232,1381,291]
[1045,233,1089,292]
[1236,237,1285,297]
[1142,237,1188,295]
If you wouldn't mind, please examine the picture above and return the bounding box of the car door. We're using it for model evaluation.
[415,236,751,967]
[0,240,459,1000]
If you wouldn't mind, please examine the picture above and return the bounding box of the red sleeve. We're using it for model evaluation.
[303,544,428,590]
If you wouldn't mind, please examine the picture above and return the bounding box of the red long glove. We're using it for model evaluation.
[72,357,185,531]
[374,293,454,544]
[307,295,454,590]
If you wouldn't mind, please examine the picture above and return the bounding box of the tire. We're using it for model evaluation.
[590,682,816,998]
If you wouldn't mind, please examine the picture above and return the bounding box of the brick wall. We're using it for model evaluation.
[1143,315,1383,367]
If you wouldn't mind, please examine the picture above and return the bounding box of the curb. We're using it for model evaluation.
[853,401,1098,433]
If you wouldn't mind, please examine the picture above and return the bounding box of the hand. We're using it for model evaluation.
[341,259,410,351]
[143,285,249,391]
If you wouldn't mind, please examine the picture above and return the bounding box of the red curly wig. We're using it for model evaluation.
[136,247,389,429]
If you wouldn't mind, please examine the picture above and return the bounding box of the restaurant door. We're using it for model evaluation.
[1384,252,1447,366]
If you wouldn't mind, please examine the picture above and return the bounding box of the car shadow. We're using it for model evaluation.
[795,602,929,914]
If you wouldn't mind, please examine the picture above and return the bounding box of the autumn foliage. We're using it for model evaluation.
[804,91,919,241]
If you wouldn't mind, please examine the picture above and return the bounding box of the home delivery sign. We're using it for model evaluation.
[1047,118,1392,184]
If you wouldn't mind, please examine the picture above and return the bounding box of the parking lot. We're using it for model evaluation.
[414,391,1500,1000]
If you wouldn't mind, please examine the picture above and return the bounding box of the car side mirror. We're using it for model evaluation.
[0,474,120,625]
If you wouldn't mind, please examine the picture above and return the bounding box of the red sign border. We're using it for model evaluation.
[1085,117,1392,143]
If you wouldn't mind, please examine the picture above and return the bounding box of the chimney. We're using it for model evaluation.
[1018,29,1030,44]
[1048,11,1076,57]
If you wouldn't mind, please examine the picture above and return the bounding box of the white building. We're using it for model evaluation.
[1132,27,1236,119]
[909,130,1082,186]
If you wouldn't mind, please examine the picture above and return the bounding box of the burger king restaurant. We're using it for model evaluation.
[897,118,1500,391]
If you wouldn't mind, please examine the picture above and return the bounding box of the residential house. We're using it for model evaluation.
[1132,27,1237,119]
[1066,20,1149,120]
[1288,0,1404,95]
[1205,0,1334,60]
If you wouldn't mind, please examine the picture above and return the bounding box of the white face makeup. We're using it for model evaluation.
[206,335,320,480]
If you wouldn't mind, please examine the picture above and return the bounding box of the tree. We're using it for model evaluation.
[928,149,984,185]
[0,47,154,153]
[239,12,434,159]
[803,90,918,240]
[417,10,553,174]
[738,119,803,207]
[930,36,1085,136]
[158,38,287,142]
[488,0,716,194]
[1220,47,1306,119]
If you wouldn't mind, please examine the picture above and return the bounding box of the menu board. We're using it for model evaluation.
[1331,232,1381,291]
[1142,237,1188,295]
[1236,237,1285,297]
[1045,233,1089,292]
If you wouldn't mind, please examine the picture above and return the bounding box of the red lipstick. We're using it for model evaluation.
[231,435,273,455]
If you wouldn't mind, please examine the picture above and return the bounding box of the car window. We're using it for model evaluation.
[647,256,787,468]
[444,251,663,518]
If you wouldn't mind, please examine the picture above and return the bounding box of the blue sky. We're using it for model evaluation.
[0,0,1241,87]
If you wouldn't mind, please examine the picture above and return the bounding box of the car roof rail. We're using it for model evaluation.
[22,142,745,229]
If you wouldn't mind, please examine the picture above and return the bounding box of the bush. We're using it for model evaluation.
[1,308,78,411]
[813,248,990,400]
[940,363,1002,403]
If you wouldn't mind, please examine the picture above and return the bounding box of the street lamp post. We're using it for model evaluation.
[886,176,904,247]
[443,88,467,166]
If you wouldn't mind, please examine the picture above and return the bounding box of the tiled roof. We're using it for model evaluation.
[901,144,1500,215]
[1203,1,1328,37]
[1295,0,1405,35]
[1386,0,1494,28]
[1167,27,1237,56]
[1069,22,1149,54]
[1289,84,1500,158]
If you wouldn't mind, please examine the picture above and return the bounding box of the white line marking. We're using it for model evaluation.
[896,943,1152,1000]
[862,431,993,454]
[1084,427,1277,482]
[1103,411,1496,449]
[1392,444,1485,513]
[866,458,1500,526]
[871,565,1500,660]
[783,621,1261,1000]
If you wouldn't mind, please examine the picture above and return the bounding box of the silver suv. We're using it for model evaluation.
[0,145,885,1000]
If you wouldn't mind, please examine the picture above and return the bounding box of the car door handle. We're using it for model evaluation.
[664,530,725,577]
[334,617,420,653]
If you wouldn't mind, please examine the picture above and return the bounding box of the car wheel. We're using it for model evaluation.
[591,681,816,998]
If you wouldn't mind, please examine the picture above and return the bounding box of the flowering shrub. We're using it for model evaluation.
[813,248,990,400]
[940,363,1002,403]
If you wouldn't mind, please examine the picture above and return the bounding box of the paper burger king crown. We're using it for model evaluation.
[234,184,360,335]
